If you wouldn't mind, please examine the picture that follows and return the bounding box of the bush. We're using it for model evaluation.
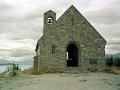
[23,67,34,75]
[12,63,20,70]
[0,73,4,78]
[106,55,113,67]
[23,67,59,75]
[114,57,120,67]
[106,55,120,67]
[38,68,59,74]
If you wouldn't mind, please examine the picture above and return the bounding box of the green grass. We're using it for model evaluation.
[0,72,4,78]
[22,67,34,75]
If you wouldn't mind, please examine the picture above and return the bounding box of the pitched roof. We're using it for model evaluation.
[44,10,56,15]
[57,5,79,21]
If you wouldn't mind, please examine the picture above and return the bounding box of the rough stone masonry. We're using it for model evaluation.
[33,5,106,73]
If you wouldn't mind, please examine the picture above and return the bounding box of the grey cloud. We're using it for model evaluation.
[0,20,42,40]
[113,33,120,38]
[106,45,120,51]
[0,1,12,11]
[107,40,120,45]
[0,0,72,23]
[0,1,18,23]
[106,37,120,54]
[105,45,119,54]
[10,48,35,58]
[0,49,12,51]
[0,38,36,61]
[0,0,120,60]
[84,0,120,24]
[0,1,43,23]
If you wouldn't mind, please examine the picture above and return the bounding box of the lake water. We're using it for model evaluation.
[0,65,32,73]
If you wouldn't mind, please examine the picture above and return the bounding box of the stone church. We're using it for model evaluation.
[33,5,106,73]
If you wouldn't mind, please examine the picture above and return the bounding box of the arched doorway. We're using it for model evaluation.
[66,43,78,67]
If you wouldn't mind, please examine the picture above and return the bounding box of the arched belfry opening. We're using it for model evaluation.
[66,43,78,67]
[47,17,53,24]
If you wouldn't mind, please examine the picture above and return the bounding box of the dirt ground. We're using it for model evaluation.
[0,72,120,90]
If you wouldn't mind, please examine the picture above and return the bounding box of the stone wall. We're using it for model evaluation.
[33,56,38,71]
[34,5,106,73]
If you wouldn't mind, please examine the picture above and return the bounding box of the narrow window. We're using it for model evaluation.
[47,17,53,24]
[66,52,68,59]
[71,18,74,25]
[52,45,56,54]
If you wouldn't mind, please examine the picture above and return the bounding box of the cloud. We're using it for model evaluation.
[0,33,36,61]
[113,33,120,39]
[0,19,43,40]
[84,0,120,24]
[106,45,120,54]
[105,36,120,54]
[107,37,120,45]
[80,0,120,55]
[10,48,34,58]
[0,0,120,62]
[0,1,11,10]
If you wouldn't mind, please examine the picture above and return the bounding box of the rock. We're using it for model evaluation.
[4,70,17,77]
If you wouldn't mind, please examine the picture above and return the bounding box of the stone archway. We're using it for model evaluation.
[66,43,78,67]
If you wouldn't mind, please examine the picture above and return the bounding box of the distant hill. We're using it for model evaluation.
[0,60,33,65]
[105,52,120,58]
[0,60,11,64]
[105,54,112,57]
[114,53,120,58]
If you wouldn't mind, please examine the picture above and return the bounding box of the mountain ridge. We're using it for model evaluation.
[0,60,33,65]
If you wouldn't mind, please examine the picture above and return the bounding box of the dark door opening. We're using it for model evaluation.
[66,43,78,67]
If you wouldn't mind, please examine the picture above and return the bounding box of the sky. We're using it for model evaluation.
[0,0,120,62]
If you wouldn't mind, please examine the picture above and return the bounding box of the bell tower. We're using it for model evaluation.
[43,10,56,34]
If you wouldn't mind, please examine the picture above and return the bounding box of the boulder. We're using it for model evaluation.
[4,70,17,78]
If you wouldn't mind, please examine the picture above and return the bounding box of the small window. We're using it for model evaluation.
[71,18,74,25]
[52,45,56,54]
[89,59,97,65]
[66,52,68,59]
[47,17,53,24]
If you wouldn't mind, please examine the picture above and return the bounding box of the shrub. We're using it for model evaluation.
[106,55,113,67]
[0,72,4,78]
[114,57,120,67]
[22,67,34,75]
[106,55,120,67]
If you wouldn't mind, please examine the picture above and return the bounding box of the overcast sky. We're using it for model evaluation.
[0,0,120,62]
